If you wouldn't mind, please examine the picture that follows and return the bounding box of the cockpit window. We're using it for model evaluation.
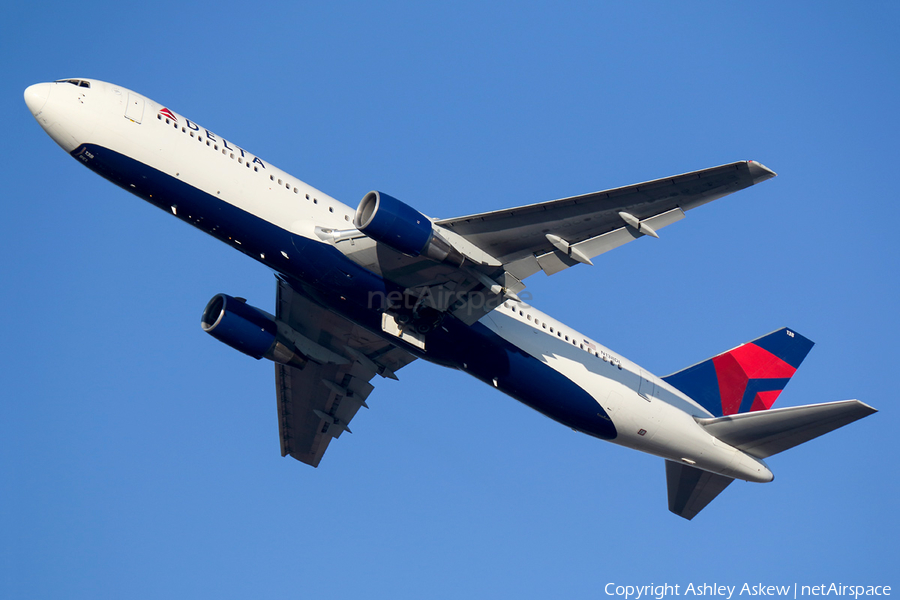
[55,79,91,88]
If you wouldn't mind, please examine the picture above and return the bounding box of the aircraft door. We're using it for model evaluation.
[638,369,657,399]
[125,92,144,123]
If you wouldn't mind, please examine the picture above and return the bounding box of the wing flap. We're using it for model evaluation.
[536,207,686,275]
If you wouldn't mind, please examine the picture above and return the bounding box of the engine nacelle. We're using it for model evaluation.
[355,191,432,256]
[201,294,306,368]
[355,191,463,265]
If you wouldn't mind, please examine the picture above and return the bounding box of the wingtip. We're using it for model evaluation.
[851,399,878,415]
[747,160,777,183]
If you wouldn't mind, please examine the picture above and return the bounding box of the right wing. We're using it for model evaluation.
[274,278,416,467]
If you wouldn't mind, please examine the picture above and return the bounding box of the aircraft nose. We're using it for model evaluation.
[24,82,52,116]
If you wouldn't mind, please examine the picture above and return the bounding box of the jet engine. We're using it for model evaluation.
[201,294,307,368]
[355,191,464,265]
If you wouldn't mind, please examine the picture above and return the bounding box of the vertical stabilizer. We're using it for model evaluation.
[662,328,814,417]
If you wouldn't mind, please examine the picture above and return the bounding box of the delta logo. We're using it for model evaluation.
[159,108,177,122]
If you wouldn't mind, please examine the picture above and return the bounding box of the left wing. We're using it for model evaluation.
[274,279,416,467]
[332,161,775,328]
[437,160,776,278]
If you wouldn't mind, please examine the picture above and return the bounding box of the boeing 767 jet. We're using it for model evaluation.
[25,79,875,519]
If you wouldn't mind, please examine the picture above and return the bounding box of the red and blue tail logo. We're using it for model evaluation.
[661,328,814,417]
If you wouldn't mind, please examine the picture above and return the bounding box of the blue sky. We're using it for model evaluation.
[3,2,898,598]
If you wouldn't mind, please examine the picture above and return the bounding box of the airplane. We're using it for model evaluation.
[24,78,876,519]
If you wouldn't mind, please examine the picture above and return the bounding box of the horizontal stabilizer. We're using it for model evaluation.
[665,460,734,520]
[697,400,876,459]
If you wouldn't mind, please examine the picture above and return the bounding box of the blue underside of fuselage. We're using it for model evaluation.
[73,143,616,440]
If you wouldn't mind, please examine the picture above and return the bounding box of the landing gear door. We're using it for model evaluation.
[125,93,144,123]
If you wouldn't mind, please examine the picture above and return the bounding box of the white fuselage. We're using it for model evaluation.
[25,79,773,483]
